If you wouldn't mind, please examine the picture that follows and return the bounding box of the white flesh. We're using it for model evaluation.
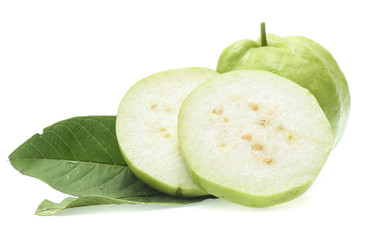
[178,70,333,205]
[116,68,219,197]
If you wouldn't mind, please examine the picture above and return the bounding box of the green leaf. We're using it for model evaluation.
[9,116,163,198]
[10,116,215,214]
[35,195,214,216]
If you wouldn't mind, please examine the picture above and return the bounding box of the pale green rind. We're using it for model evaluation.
[118,144,207,197]
[35,194,215,216]
[9,116,158,198]
[186,165,312,207]
[216,33,350,146]
[116,67,219,197]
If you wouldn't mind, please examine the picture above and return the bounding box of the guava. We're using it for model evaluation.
[116,67,219,197]
[217,23,350,146]
[178,70,333,207]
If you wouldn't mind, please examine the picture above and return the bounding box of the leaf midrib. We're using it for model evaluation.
[10,157,128,167]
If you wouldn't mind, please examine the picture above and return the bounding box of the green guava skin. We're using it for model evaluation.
[217,34,350,146]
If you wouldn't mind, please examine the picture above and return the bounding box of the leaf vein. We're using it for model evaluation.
[86,118,116,139]
[69,120,117,164]
[28,142,47,158]
[39,135,62,159]
[46,130,78,160]
[73,167,126,194]
[63,163,98,187]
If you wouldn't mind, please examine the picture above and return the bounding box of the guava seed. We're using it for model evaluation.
[248,102,259,111]
[251,143,263,151]
[151,103,158,110]
[263,158,273,164]
[212,107,224,115]
[241,134,252,141]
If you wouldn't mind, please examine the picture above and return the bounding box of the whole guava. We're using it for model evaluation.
[217,23,350,146]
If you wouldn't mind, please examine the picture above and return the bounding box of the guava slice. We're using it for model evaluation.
[116,68,219,197]
[178,70,333,207]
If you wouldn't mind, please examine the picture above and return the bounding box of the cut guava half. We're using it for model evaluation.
[116,67,219,197]
[178,70,333,207]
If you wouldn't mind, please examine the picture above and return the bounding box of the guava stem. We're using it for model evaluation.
[261,22,267,46]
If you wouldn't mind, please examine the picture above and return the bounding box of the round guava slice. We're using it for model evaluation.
[178,70,333,206]
[116,67,219,197]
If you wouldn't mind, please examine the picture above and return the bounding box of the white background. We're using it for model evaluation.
[1,0,367,239]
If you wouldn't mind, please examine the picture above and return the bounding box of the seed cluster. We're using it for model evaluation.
[212,107,229,123]
[150,103,175,139]
[159,127,171,138]
[212,103,293,165]
[151,103,173,114]
[246,103,277,165]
